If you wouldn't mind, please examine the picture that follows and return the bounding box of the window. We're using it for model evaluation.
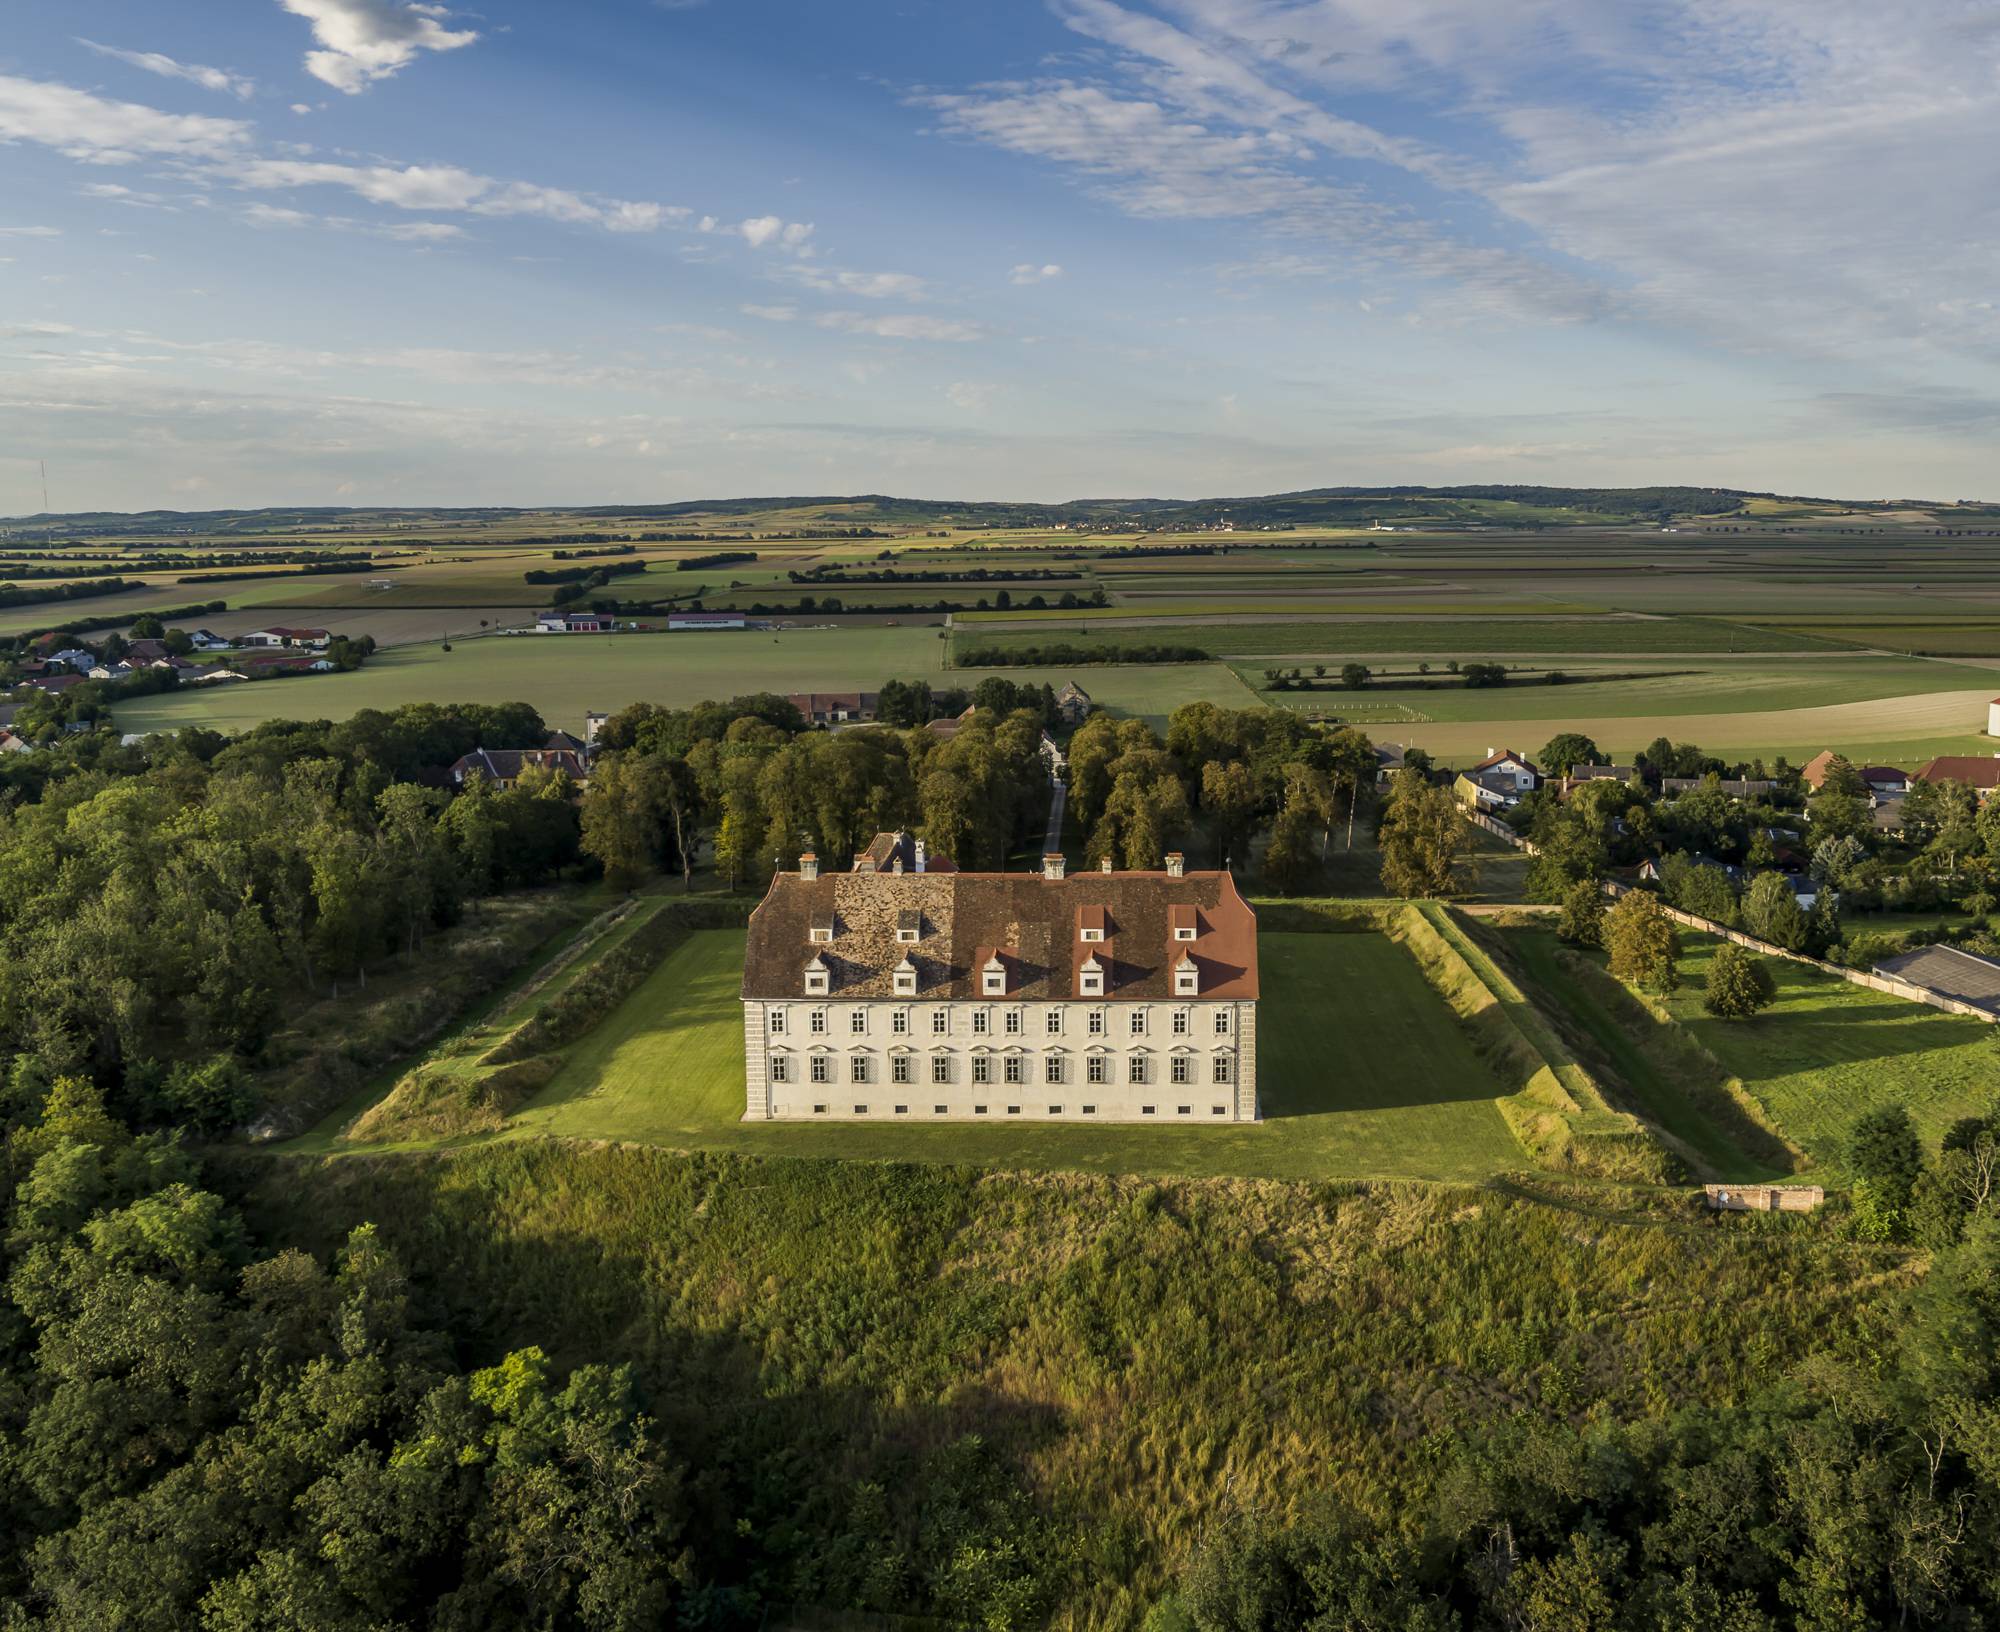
[1082,1104,1096,1116]
[1004,1055,1024,1085]
[805,967,829,996]
[1088,1010,1105,1036]
[850,1056,869,1084]
[769,1009,787,1036]
[855,1104,869,1115]
[893,965,917,997]
[1004,1009,1023,1035]
[892,1009,910,1035]
[849,1010,867,1035]
[1174,925,1196,941]
[1177,1105,1192,1117]
[1046,1008,1063,1035]
[892,1055,911,1084]
[1048,1105,1062,1116]
[894,1105,908,1115]
[934,1105,948,1115]
[1141,1104,1156,1116]
[1087,1056,1107,1084]
[1211,1105,1227,1117]
[810,925,832,944]
[1006,1105,1021,1116]
[1171,1056,1191,1084]
[1213,1055,1233,1084]
[1174,967,1199,996]
[1046,1056,1065,1086]
[1080,969,1104,996]
[897,926,919,943]
[1214,1010,1231,1036]
[770,1056,790,1084]
[931,1010,948,1036]
[1129,1010,1147,1037]
[1081,926,1103,942]
[810,1055,831,1084]
[1172,1009,1190,1036]
[813,1103,827,1114]
[983,971,1006,996]
[972,1055,992,1085]
[972,1008,990,1035]
[931,1054,951,1085]
[810,1009,827,1036]
[973,1104,988,1116]
[1130,1057,1149,1085]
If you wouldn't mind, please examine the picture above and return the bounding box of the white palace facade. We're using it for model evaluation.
[740,836,1260,1123]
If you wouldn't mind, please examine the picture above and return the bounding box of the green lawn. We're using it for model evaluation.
[112,632,1259,735]
[1656,937,2000,1177]
[502,928,1524,1182]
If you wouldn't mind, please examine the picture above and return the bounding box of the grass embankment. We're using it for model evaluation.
[224,1143,1911,1628]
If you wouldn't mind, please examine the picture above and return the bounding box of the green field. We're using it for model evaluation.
[110,631,1260,734]
[323,928,1525,1183]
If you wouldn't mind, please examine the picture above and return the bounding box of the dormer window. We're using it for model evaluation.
[804,954,830,996]
[810,917,834,945]
[1078,904,1107,943]
[1174,956,1199,997]
[896,909,922,944]
[893,957,917,997]
[1080,927,1104,943]
[982,954,1007,997]
[1079,954,1104,997]
[1170,904,1198,942]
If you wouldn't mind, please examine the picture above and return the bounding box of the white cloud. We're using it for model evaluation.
[945,381,997,410]
[0,74,251,164]
[221,157,688,232]
[741,304,800,322]
[75,39,255,100]
[784,265,927,299]
[290,103,314,114]
[816,312,987,341]
[737,215,814,250]
[276,0,479,94]
[1009,263,1063,283]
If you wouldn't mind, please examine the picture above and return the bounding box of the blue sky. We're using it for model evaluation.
[2,0,1997,511]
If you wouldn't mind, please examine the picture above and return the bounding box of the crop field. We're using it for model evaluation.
[358,928,1526,1183]
[111,630,1262,735]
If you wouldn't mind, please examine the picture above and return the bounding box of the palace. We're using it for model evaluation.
[741,839,1259,1122]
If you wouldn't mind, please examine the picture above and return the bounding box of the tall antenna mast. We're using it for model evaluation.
[39,460,48,515]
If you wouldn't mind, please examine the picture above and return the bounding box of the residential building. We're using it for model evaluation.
[1562,764,1639,793]
[185,629,231,652]
[1875,944,2000,1016]
[741,849,1258,1123]
[536,610,612,634]
[667,611,746,631]
[1038,731,1066,773]
[1861,765,1910,796]
[48,647,98,672]
[1661,776,1776,799]
[787,692,880,726]
[447,745,590,789]
[1914,755,2000,795]
[1373,743,1407,784]
[241,626,331,649]
[1055,681,1092,726]
[17,673,84,696]
[924,704,978,742]
[1453,748,1542,812]
[1990,697,2000,738]
[583,711,608,749]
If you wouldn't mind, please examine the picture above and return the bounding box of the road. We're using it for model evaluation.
[1043,775,1067,857]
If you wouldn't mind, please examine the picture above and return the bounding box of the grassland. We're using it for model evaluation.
[309,927,1526,1183]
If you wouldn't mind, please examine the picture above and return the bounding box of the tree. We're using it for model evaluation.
[1703,941,1774,1018]
[1555,879,1605,948]
[579,752,660,887]
[1741,871,1808,950]
[1377,769,1469,898]
[1338,662,1370,691]
[1850,1105,1923,1214]
[1539,733,1604,778]
[1604,891,1681,992]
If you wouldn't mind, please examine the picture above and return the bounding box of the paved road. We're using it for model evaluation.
[1043,776,1067,856]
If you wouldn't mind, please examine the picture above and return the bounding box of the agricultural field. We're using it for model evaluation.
[306,927,1527,1183]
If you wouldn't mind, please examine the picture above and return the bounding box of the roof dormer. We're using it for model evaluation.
[804,953,830,996]
[896,908,922,943]
[1169,903,1198,941]
[1077,904,1107,943]
[982,951,1009,997]
[893,956,918,997]
[1173,953,1199,996]
[1079,953,1105,997]
[809,910,835,944]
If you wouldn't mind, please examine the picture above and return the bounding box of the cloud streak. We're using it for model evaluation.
[75,39,256,100]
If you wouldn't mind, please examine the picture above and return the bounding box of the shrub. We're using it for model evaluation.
[1849,1104,1922,1214]
[1702,942,1775,1018]
[1555,880,1605,949]
[1604,892,1681,992]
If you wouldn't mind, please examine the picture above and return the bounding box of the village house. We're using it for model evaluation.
[1914,755,2000,797]
[787,692,880,726]
[447,740,591,789]
[48,647,99,673]
[241,626,331,649]
[1055,681,1092,727]
[741,847,1259,1123]
[1038,731,1066,774]
[1660,775,1777,800]
[185,629,232,652]
[1453,748,1542,812]
[1562,764,1639,794]
[1374,743,1407,784]
[924,704,979,742]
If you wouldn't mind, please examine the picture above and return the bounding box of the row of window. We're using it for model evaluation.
[774,1006,1231,1039]
[773,1052,1233,1086]
[803,1104,1231,1118]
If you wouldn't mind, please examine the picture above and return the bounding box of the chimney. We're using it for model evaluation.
[799,851,819,881]
[1100,856,1113,873]
[914,836,927,873]
[1165,852,1185,878]
[1043,853,1066,880]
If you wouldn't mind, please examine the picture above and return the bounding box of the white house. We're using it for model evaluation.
[741,846,1260,1123]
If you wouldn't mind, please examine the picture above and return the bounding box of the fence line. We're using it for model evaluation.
[1456,807,1999,1026]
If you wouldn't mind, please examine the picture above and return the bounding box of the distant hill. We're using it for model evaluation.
[8,485,1996,539]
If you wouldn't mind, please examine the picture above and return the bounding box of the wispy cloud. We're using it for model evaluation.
[275,0,479,94]
[816,312,987,341]
[1010,262,1063,283]
[0,73,251,164]
[75,39,256,100]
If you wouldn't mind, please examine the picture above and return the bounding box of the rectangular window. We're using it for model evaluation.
[769,1009,786,1035]
[1213,1056,1233,1084]
[1172,1010,1190,1036]
[850,1010,866,1035]
[1080,972,1103,995]
[892,1055,911,1084]
[1006,1105,1021,1116]
[934,1105,948,1115]
[1130,1010,1147,1037]
[805,971,828,995]
[894,1105,908,1115]
[931,1011,948,1036]
[810,1056,831,1084]
[850,1056,869,1084]
[1004,1009,1023,1035]
[1046,1056,1065,1086]
[1087,1056,1107,1084]
[983,973,1005,996]
[855,1104,869,1115]
[1214,1010,1230,1036]
[770,1057,789,1084]
[810,1009,827,1035]
[931,1054,951,1084]
[1081,1104,1096,1116]
[1211,1105,1227,1117]
[973,1104,987,1116]
[972,1009,989,1035]
[1088,1010,1105,1036]
[1178,1105,1192,1116]
[972,1055,992,1085]
[1171,1056,1191,1084]
[892,1009,910,1035]
[1048,1105,1062,1116]
[1130,1057,1148,1085]
[813,1103,827,1114]
[1004,1055,1024,1085]
[1046,1008,1063,1035]
[1141,1104,1156,1116]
